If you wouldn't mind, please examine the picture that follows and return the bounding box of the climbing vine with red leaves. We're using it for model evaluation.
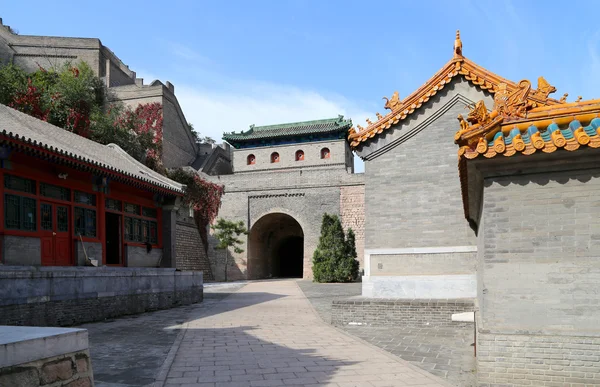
[0,62,224,222]
[10,79,50,121]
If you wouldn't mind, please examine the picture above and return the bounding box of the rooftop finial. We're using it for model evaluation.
[454,30,463,57]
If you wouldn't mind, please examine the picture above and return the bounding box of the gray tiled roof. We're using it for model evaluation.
[0,104,184,194]
[222,116,352,142]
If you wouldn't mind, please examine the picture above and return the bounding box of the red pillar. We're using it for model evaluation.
[98,190,106,266]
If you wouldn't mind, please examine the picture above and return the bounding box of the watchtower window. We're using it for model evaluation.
[271,152,280,163]
[247,154,256,165]
[321,148,330,159]
[295,150,304,161]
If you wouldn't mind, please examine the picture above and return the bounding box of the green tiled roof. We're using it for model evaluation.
[223,115,352,142]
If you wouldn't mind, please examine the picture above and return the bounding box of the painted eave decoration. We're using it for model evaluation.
[454,72,600,221]
[347,31,563,148]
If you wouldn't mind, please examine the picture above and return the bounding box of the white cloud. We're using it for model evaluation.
[175,81,373,172]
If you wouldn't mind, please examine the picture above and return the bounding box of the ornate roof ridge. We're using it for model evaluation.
[348,31,562,148]
[251,115,350,132]
[454,93,600,223]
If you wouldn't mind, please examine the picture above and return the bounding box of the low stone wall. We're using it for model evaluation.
[477,331,600,386]
[0,326,93,386]
[0,266,203,326]
[331,297,474,327]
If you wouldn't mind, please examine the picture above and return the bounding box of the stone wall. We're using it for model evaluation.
[232,139,351,173]
[0,266,203,326]
[74,241,102,266]
[0,325,93,387]
[209,167,364,281]
[480,169,600,333]
[477,332,600,386]
[125,245,162,267]
[355,79,492,298]
[340,184,365,268]
[175,207,213,279]
[110,84,197,169]
[0,350,93,387]
[473,163,600,385]
[1,235,40,265]
[331,298,474,327]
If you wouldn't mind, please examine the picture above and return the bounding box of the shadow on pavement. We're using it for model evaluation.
[82,287,285,386]
[167,325,359,386]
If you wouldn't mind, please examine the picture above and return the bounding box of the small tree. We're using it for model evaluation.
[211,218,247,282]
[312,214,359,283]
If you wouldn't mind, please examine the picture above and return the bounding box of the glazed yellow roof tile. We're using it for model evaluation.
[347,31,560,148]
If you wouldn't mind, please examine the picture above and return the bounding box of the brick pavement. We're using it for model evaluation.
[162,280,448,387]
[296,281,475,387]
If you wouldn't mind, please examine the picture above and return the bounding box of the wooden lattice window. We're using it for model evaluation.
[247,154,256,165]
[271,152,280,163]
[105,198,122,211]
[74,191,96,206]
[4,174,35,194]
[295,150,304,161]
[321,147,331,159]
[40,183,70,201]
[74,207,96,237]
[4,194,36,231]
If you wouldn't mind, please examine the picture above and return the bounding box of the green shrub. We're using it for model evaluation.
[312,213,359,283]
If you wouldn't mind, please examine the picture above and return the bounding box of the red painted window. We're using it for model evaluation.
[271,152,280,163]
[321,147,330,159]
[295,150,304,161]
[247,154,256,165]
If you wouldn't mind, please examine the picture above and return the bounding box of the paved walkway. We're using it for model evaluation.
[81,282,247,387]
[162,280,448,387]
[297,281,475,387]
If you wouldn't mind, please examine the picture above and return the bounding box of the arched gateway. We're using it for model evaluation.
[248,213,304,279]
[208,116,365,282]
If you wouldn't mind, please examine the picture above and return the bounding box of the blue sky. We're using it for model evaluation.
[2,1,600,172]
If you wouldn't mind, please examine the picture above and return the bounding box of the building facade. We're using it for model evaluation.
[0,104,186,268]
[456,84,600,385]
[348,31,562,299]
[209,116,365,281]
[0,18,198,169]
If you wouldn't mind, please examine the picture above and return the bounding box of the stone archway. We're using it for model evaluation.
[248,213,304,280]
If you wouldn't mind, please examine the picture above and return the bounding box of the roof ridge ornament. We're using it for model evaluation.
[383,91,401,111]
[454,30,463,58]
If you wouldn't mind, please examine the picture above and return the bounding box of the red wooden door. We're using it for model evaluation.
[40,202,72,266]
[54,205,71,265]
[40,202,54,266]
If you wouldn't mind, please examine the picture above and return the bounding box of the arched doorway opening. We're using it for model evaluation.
[248,213,304,279]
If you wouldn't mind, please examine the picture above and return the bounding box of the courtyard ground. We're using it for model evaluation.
[297,281,476,387]
[84,280,472,386]
[83,282,247,387]
[161,279,447,386]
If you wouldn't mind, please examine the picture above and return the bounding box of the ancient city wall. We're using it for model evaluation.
[0,267,203,326]
[233,139,350,173]
[208,168,364,281]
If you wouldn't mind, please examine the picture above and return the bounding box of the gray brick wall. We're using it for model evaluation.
[477,332,600,386]
[208,157,364,281]
[232,139,351,173]
[1,236,40,265]
[480,168,600,334]
[356,79,493,278]
[0,267,203,326]
[340,184,365,268]
[331,298,474,327]
[175,207,213,279]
